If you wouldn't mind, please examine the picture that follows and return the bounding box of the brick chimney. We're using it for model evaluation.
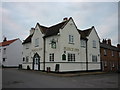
[117,44,120,49]
[102,39,107,44]
[63,17,68,21]
[107,39,111,45]
[30,28,35,35]
[3,37,7,42]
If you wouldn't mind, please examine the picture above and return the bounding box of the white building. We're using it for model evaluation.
[0,38,23,67]
[22,17,101,72]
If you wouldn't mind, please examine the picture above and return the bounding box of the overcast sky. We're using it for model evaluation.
[1,1,118,46]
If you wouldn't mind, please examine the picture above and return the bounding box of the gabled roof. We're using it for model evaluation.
[78,26,93,39]
[22,34,33,44]
[0,39,18,47]
[44,20,68,37]
[100,43,119,51]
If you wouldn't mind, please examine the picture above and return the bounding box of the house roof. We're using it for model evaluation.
[22,34,33,44]
[78,26,93,39]
[44,20,68,37]
[23,19,69,44]
[100,43,119,51]
[0,38,18,47]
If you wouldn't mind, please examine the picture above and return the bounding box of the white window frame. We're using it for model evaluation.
[112,51,114,56]
[35,38,39,47]
[104,49,107,56]
[93,40,96,48]
[92,55,97,62]
[69,35,74,44]
[49,53,54,61]
[81,40,86,48]
[68,53,75,61]
[26,56,29,62]
[3,48,6,54]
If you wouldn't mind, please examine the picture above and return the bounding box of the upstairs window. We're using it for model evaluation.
[26,56,29,62]
[93,40,96,48]
[68,53,75,61]
[35,38,39,47]
[81,40,86,48]
[3,48,6,54]
[49,53,54,61]
[92,55,97,62]
[69,35,74,44]
[104,49,107,56]
[112,51,114,56]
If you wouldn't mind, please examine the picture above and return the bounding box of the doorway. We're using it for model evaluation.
[33,53,40,70]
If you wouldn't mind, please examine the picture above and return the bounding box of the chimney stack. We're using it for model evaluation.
[3,37,7,42]
[107,39,111,45]
[30,28,35,35]
[63,17,68,21]
[102,39,107,44]
[117,44,120,49]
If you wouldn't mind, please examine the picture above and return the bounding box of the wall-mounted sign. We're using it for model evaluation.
[32,48,42,52]
[64,47,79,52]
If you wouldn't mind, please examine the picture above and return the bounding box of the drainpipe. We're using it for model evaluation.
[86,39,88,71]
[43,37,46,71]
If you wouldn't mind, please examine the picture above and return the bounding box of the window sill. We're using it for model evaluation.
[68,42,74,44]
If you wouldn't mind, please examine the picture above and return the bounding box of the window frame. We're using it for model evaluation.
[93,40,96,48]
[81,40,86,48]
[68,53,75,61]
[69,35,74,44]
[92,55,97,62]
[49,53,54,61]
[35,38,39,47]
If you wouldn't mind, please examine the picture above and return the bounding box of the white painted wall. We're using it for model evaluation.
[2,39,23,67]
[87,28,101,70]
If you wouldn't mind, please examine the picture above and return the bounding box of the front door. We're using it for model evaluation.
[33,53,40,70]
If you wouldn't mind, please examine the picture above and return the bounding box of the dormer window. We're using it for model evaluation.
[69,35,74,44]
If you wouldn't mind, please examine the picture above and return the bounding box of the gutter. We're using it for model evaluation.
[43,37,46,71]
[86,39,88,71]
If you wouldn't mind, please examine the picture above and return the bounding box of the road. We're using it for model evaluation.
[2,68,119,88]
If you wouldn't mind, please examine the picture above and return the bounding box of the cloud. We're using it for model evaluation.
[1,2,118,46]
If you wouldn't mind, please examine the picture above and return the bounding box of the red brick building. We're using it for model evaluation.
[100,39,120,72]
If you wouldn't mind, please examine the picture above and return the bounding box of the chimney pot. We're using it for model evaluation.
[107,39,111,45]
[63,17,68,21]
[3,37,7,42]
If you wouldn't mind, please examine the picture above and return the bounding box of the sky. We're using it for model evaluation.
[1,1,119,46]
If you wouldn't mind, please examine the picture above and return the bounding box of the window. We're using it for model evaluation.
[23,57,25,62]
[81,40,86,48]
[104,61,107,67]
[68,53,75,61]
[112,51,114,56]
[3,58,6,62]
[26,44,29,49]
[93,40,96,48]
[0,49,1,53]
[69,35,74,44]
[51,42,56,49]
[35,38,39,47]
[92,55,97,62]
[62,54,66,60]
[112,62,115,68]
[26,56,29,62]
[104,49,107,56]
[3,48,6,54]
[49,53,54,61]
